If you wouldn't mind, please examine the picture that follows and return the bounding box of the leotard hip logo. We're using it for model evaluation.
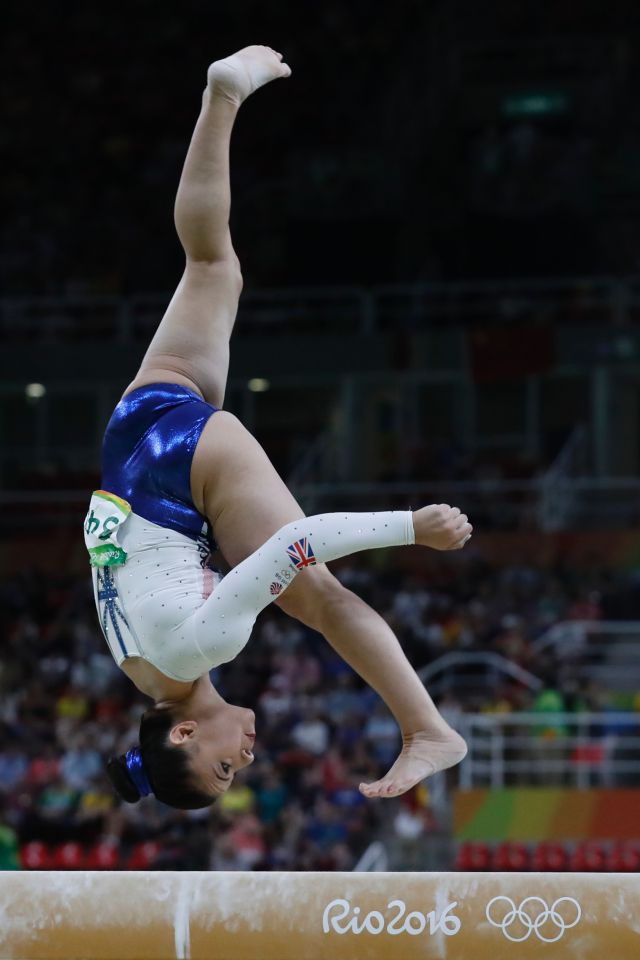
[485,896,581,942]
[84,490,131,566]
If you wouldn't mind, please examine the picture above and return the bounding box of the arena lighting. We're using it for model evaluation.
[25,382,46,399]
[502,91,570,117]
[248,377,270,392]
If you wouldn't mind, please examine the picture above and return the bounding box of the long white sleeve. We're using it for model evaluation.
[185,510,414,671]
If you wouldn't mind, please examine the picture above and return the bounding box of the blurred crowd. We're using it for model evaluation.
[1,548,639,870]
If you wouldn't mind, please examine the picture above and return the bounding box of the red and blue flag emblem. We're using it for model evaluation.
[286,537,317,570]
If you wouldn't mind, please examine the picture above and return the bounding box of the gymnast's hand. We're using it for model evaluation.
[412,504,472,551]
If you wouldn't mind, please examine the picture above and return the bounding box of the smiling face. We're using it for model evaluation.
[168,702,256,797]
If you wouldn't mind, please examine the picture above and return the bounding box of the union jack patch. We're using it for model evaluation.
[286,537,317,570]
[270,582,282,595]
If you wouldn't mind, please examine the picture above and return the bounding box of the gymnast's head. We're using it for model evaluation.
[106,685,256,809]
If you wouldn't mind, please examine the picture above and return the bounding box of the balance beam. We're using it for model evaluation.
[1,872,638,959]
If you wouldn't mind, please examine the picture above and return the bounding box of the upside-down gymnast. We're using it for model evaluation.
[85,46,472,809]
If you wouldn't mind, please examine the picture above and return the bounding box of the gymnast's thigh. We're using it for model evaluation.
[190,410,306,567]
[191,410,343,623]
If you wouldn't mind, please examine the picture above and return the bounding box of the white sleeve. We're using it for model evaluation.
[190,510,414,669]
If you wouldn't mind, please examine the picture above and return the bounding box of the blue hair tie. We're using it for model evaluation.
[125,746,153,797]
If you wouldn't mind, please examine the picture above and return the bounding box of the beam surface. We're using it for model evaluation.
[1,871,638,959]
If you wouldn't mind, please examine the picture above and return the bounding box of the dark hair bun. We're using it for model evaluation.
[106,754,142,803]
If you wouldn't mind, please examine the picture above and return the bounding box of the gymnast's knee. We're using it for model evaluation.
[276,565,352,631]
[185,253,243,294]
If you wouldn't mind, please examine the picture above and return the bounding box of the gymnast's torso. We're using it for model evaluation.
[84,382,224,685]
[85,381,418,693]
[87,508,223,679]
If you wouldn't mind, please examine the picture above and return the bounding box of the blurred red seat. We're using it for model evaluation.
[570,841,606,872]
[455,841,491,871]
[570,743,605,765]
[52,841,86,870]
[531,842,569,871]
[25,757,61,786]
[493,841,530,871]
[20,841,54,869]
[126,840,161,870]
[85,840,120,870]
[608,842,640,872]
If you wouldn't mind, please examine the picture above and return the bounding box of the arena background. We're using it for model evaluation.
[1,0,640,876]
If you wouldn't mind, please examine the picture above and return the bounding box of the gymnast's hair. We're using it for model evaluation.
[106,706,215,809]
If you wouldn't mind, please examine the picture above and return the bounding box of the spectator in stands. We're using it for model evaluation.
[0,552,637,869]
[33,776,79,840]
[0,745,28,794]
[228,811,267,869]
[364,702,400,767]
[0,797,19,870]
[25,743,59,788]
[209,831,245,871]
[218,783,257,818]
[60,730,103,790]
[256,769,288,825]
[305,798,348,850]
[290,711,331,757]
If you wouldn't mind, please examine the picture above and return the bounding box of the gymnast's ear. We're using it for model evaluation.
[168,720,198,744]
[106,754,141,803]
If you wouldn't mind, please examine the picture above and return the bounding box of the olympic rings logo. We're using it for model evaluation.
[485,896,581,942]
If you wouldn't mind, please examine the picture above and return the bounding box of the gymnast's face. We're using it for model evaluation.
[169,703,256,797]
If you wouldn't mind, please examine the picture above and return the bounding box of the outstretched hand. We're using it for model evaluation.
[412,504,472,551]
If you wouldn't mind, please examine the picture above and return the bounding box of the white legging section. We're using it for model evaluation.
[172,510,415,679]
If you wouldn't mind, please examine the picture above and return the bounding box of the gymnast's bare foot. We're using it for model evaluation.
[207,45,291,106]
[359,727,468,799]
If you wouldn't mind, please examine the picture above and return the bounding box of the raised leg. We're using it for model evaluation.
[123,46,291,406]
[191,412,468,798]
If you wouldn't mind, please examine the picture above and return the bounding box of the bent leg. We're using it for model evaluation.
[124,47,290,407]
[192,411,466,797]
[276,570,467,798]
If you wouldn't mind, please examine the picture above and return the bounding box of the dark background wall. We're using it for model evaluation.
[5,0,640,296]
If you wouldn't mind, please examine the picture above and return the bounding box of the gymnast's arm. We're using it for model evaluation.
[189,510,415,668]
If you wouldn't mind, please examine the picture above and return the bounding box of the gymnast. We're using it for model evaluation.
[84,46,472,809]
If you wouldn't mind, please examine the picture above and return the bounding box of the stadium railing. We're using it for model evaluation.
[353,841,389,872]
[533,620,640,692]
[1,274,636,340]
[455,712,640,789]
[418,653,544,700]
[417,621,640,704]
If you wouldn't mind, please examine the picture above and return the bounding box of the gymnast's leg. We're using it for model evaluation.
[128,45,466,798]
[122,46,291,404]
[192,412,468,799]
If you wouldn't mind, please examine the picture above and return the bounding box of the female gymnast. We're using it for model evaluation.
[85,46,472,809]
